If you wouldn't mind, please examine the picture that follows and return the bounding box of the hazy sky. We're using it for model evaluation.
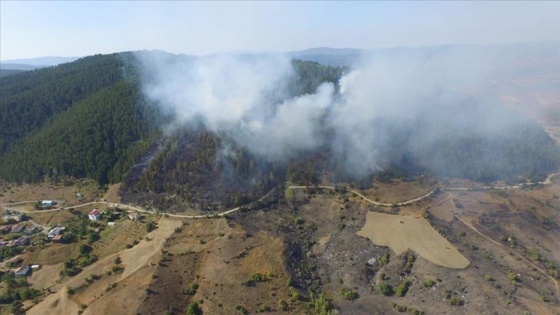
[1,1,559,60]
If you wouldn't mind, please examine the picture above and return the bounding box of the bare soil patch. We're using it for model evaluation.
[358,211,469,268]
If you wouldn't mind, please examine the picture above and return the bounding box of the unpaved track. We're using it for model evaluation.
[287,185,437,207]
[455,214,560,297]
[4,171,557,219]
[26,217,181,315]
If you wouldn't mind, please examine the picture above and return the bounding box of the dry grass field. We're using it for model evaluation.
[359,177,436,204]
[357,211,470,269]
[0,179,100,206]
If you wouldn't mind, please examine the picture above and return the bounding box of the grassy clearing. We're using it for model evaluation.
[357,212,469,269]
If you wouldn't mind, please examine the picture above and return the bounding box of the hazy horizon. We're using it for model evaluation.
[1,1,559,60]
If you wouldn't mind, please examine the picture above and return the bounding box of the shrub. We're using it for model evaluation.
[395,279,412,297]
[423,278,435,287]
[186,302,203,315]
[278,299,289,311]
[183,283,199,295]
[339,287,359,300]
[377,281,393,296]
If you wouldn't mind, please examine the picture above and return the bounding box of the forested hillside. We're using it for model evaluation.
[0,51,558,205]
[0,54,129,154]
[0,53,161,184]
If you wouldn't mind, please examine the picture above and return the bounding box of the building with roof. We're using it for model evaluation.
[41,200,56,208]
[13,235,30,246]
[51,234,63,243]
[10,223,25,233]
[14,265,30,277]
[88,209,102,221]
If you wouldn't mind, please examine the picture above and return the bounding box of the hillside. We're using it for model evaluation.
[1,47,558,198]
[0,53,162,184]
[0,44,558,315]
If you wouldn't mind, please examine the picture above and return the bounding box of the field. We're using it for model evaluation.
[357,211,469,269]
[0,173,556,315]
[0,179,101,206]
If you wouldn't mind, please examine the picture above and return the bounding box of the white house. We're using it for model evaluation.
[88,209,102,221]
[41,200,56,208]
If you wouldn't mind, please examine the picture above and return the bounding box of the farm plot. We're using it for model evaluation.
[358,212,469,269]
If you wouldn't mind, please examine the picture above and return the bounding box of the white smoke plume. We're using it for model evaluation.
[135,43,558,178]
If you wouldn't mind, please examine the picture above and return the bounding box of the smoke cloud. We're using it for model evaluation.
[136,43,558,180]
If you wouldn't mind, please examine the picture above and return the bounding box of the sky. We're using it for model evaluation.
[1,1,559,60]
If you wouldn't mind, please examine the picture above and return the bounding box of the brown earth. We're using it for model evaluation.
[8,174,560,315]
[357,212,469,269]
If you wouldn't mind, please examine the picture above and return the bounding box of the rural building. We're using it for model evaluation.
[10,223,25,233]
[107,221,116,227]
[24,225,40,235]
[41,200,56,207]
[2,212,23,222]
[14,265,30,277]
[13,235,30,246]
[0,240,7,248]
[128,212,141,221]
[47,226,65,238]
[88,209,102,221]
[1,225,13,233]
[51,234,63,243]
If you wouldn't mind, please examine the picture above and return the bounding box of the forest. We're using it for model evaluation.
[0,52,558,208]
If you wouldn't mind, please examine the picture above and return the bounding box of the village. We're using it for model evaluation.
[0,197,147,283]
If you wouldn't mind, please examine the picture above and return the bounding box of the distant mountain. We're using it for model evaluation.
[287,47,364,66]
[1,56,80,67]
[0,63,41,71]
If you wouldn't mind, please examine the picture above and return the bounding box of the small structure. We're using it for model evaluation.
[13,235,30,246]
[0,240,7,248]
[41,200,56,208]
[47,226,65,238]
[88,209,102,221]
[14,265,30,277]
[1,225,13,233]
[10,223,25,233]
[2,212,23,222]
[24,225,40,235]
[51,234,63,243]
[128,212,141,221]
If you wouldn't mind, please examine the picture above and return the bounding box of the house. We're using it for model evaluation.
[13,235,30,246]
[41,200,56,208]
[51,234,63,243]
[47,227,64,238]
[14,265,30,277]
[24,225,40,235]
[128,212,141,221]
[2,212,23,222]
[88,209,102,221]
[10,223,25,233]
[1,225,13,234]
